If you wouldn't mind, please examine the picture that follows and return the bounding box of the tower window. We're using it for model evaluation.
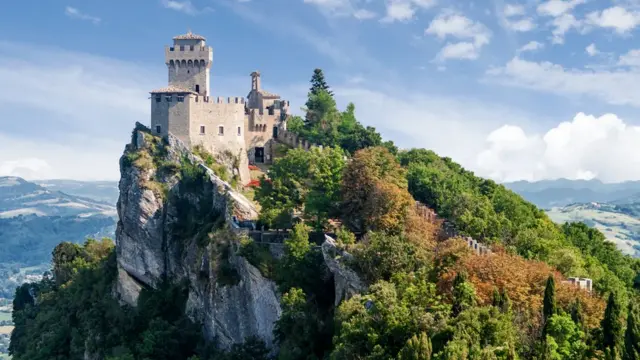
[195,85,200,93]
[180,45,184,51]
[218,126,224,136]
[155,125,161,134]
[155,95,161,103]
[237,126,241,136]
[177,95,184,102]
[165,96,172,102]
[200,125,206,134]
[190,45,194,51]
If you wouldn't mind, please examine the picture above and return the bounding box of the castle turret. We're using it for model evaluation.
[251,71,261,91]
[165,31,212,96]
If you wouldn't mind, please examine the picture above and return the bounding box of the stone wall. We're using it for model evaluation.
[165,41,212,95]
[275,129,318,151]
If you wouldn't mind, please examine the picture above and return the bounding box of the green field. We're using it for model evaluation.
[546,204,640,256]
[0,312,10,322]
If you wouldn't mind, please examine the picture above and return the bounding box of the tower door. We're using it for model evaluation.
[255,147,265,163]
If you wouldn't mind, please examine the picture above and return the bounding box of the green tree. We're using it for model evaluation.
[452,272,476,317]
[256,147,345,229]
[285,223,311,261]
[624,301,640,360]
[544,313,588,359]
[398,332,432,360]
[309,68,333,97]
[603,292,623,360]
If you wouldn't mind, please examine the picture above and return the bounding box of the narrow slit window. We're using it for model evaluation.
[200,125,206,135]
[237,126,241,136]
[218,126,224,136]
[155,125,161,134]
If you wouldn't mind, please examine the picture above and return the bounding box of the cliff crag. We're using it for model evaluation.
[114,123,280,349]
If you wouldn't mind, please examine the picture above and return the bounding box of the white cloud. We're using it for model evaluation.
[518,41,544,53]
[0,158,54,180]
[618,49,640,67]
[303,0,376,19]
[353,8,377,19]
[585,43,598,56]
[535,0,585,42]
[437,42,479,60]
[476,113,640,182]
[64,6,101,24]
[486,55,640,107]
[506,18,536,32]
[426,11,491,60]
[537,0,585,17]
[586,6,640,34]
[160,0,212,15]
[550,13,581,44]
[381,0,436,22]
[504,3,525,17]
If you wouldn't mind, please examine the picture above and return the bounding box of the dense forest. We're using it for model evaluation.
[9,69,640,360]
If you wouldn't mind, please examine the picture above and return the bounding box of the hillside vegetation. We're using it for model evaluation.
[9,69,640,360]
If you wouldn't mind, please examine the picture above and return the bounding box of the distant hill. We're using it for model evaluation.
[503,178,640,209]
[34,179,119,205]
[0,176,117,298]
[545,203,640,257]
[505,178,640,257]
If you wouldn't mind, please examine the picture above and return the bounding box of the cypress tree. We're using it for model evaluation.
[543,275,557,323]
[602,292,623,360]
[624,302,640,360]
[492,288,501,308]
[571,298,584,329]
[501,288,512,314]
[452,272,476,317]
[398,332,432,360]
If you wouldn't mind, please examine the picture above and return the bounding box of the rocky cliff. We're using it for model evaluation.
[114,123,281,349]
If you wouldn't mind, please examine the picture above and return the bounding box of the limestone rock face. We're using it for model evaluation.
[321,235,365,307]
[114,126,278,349]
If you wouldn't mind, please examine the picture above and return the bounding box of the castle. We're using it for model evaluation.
[150,31,290,184]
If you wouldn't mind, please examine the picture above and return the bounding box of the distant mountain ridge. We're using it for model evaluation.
[0,177,116,219]
[503,178,640,209]
[0,176,118,297]
[33,179,119,205]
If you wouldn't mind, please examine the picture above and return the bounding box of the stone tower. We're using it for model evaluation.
[166,31,212,96]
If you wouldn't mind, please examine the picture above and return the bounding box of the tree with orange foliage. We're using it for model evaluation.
[436,250,606,330]
[341,146,410,234]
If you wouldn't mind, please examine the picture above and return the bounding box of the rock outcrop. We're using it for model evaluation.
[321,235,365,307]
[114,124,280,349]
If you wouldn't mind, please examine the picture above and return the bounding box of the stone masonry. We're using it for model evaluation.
[150,31,290,185]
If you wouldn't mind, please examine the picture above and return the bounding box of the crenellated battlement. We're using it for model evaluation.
[165,46,212,62]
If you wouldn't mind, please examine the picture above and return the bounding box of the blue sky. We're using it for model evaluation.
[2,0,640,182]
